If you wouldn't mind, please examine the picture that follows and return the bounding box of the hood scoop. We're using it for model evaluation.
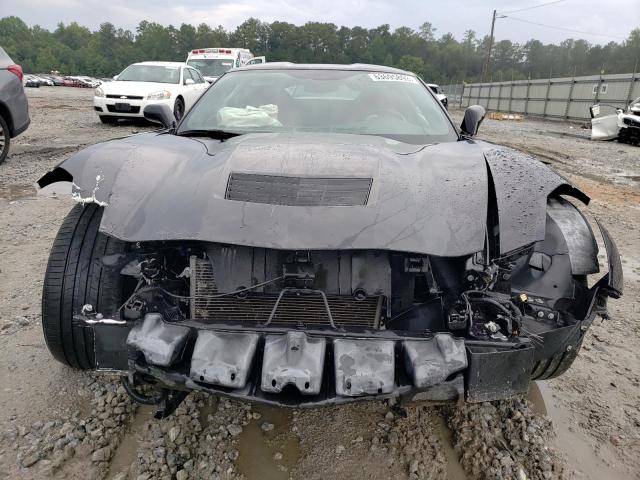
[225,173,372,206]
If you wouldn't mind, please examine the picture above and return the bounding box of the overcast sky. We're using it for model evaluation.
[4,0,639,44]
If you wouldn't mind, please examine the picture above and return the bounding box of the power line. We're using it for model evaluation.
[503,15,627,40]
[499,0,568,15]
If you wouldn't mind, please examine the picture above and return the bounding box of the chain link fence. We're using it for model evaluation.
[443,72,640,121]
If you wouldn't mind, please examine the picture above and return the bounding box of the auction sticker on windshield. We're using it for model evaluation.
[368,73,418,83]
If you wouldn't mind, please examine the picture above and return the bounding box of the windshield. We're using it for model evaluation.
[187,58,235,78]
[117,65,180,84]
[179,69,457,144]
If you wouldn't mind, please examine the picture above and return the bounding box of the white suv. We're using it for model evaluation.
[93,62,208,123]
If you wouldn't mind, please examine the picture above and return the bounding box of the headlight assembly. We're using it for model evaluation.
[147,90,172,100]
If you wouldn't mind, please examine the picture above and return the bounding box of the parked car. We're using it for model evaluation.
[426,83,448,109]
[37,63,622,416]
[187,47,265,83]
[0,47,29,164]
[61,77,77,87]
[590,99,640,145]
[46,75,65,86]
[34,75,54,86]
[24,75,41,88]
[93,61,208,123]
[75,76,101,88]
[65,76,91,88]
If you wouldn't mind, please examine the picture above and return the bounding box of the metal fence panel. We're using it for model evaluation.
[443,72,640,121]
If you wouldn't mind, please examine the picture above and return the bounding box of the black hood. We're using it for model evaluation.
[38,132,586,256]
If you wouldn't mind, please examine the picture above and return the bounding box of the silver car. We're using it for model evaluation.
[0,47,30,163]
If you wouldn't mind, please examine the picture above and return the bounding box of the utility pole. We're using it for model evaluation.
[482,10,497,83]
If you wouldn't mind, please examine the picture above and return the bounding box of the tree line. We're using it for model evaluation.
[1,15,639,83]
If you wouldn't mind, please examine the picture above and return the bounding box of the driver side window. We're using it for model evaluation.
[191,69,205,84]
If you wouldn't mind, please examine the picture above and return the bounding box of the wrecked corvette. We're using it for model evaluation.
[37,64,623,417]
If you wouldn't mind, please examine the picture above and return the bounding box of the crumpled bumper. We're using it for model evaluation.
[89,313,539,406]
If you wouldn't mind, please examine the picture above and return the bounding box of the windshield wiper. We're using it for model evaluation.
[177,129,243,140]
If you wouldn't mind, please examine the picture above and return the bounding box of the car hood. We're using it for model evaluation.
[101,81,179,96]
[38,132,584,256]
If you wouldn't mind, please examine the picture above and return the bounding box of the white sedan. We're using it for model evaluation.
[93,61,209,124]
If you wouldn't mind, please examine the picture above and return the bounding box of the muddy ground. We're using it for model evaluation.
[0,88,638,480]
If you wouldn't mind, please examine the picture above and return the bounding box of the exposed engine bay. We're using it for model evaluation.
[80,195,622,416]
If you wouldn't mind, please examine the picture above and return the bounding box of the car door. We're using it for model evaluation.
[180,68,200,110]
[190,69,209,98]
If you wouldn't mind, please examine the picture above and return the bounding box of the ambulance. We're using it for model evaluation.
[186,48,265,82]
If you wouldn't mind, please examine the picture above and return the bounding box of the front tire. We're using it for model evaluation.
[42,204,126,369]
[173,98,185,121]
[0,114,10,164]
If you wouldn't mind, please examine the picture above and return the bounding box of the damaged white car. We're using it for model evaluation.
[590,98,640,145]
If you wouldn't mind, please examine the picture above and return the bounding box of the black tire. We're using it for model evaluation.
[173,98,185,121]
[42,204,126,369]
[99,115,117,124]
[0,114,10,165]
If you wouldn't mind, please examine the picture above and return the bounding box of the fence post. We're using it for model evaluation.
[498,76,504,112]
[565,67,576,120]
[524,75,531,115]
[594,65,603,104]
[460,83,465,108]
[625,60,638,105]
[508,72,514,113]
[543,69,552,118]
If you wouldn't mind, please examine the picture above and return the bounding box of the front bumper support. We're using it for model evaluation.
[84,313,542,407]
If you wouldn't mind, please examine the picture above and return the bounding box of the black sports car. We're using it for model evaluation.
[38,64,622,417]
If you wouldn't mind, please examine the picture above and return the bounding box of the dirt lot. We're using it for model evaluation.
[0,88,638,480]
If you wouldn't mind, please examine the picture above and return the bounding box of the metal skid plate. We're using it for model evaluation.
[126,313,190,367]
[261,332,326,394]
[403,334,467,388]
[190,331,259,388]
[333,339,395,396]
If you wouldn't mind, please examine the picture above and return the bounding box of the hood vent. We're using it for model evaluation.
[226,173,372,206]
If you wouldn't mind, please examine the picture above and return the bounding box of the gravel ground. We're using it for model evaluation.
[0,88,638,480]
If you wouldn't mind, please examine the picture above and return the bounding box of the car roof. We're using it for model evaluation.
[133,61,187,67]
[234,62,416,76]
[425,83,440,87]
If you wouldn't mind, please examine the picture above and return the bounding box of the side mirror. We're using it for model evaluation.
[184,78,195,85]
[589,104,600,118]
[144,104,176,129]
[112,75,118,81]
[460,105,486,136]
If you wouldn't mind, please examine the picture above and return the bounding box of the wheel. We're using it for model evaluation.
[99,115,117,124]
[173,98,185,121]
[0,114,10,165]
[42,204,126,369]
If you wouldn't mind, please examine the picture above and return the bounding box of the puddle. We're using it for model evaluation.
[236,404,300,480]
[0,184,36,201]
[528,381,627,480]
[106,404,155,479]
[433,414,468,480]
